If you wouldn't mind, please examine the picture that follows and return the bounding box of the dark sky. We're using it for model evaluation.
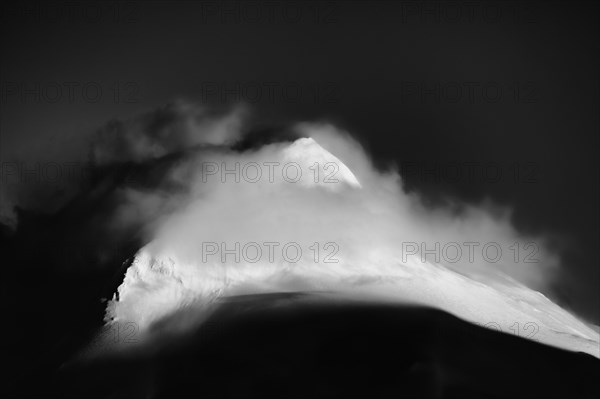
[1,1,598,322]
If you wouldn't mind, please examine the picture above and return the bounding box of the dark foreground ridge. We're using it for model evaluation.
[52,296,599,399]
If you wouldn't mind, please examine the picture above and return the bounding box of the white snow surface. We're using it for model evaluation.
[105,137,600,358]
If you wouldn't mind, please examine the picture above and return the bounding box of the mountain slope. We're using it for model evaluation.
[102,137,599,358]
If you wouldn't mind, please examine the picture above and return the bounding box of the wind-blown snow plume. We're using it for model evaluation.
[84,102,597,358]
[4,101,591,356]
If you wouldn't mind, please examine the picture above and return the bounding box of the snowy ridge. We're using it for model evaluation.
[107,244,599,356]
[280,137,362,189]
[105,137,600,358]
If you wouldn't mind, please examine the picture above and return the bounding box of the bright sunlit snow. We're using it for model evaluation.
[104,130,599,358]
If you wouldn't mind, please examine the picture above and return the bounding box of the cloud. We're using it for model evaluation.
[0,100,565,339]
[100,112,561,338]
[0,100,247,231]
[91,101,247,165]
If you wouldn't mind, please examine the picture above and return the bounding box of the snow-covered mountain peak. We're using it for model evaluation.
[280,137,362,190]
[101,134,599,359]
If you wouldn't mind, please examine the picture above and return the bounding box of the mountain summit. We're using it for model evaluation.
[280,137,362,189]
[102,136,600,359]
